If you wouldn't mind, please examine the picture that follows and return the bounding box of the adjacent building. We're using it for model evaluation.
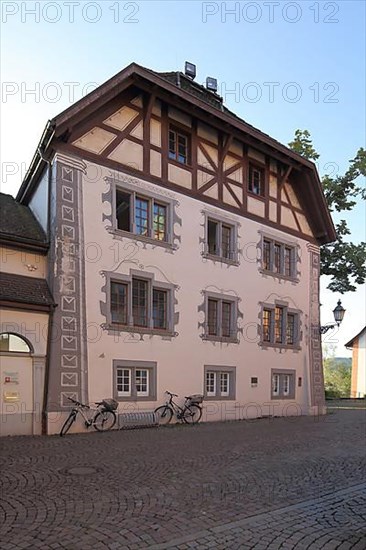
[346,327,366,398]
[0,193,54,435]
[4,63,336,434]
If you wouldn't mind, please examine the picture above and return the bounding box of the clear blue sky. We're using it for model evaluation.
[1,0,365,353]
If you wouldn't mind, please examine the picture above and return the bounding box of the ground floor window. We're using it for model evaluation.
[204,365,236,400]
[113,360,157,401]
[0,333,32,353]
[271,370,295,399]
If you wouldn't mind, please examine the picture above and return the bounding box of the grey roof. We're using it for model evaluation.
[0,193,47,247]
[0,272,54,307]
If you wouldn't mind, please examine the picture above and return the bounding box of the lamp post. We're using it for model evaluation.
[320,300,346,334]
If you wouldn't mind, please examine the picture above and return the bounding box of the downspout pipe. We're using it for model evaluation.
[37,139,56,435]
[37,145,53,241]
[42,304,56,435]
[17,121,55,203]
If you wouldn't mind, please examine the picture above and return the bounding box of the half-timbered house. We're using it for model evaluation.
[15,63,336,433]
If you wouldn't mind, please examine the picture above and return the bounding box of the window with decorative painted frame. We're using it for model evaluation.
[202,212,239,264]
[107,270,176,336]
[115,187,171,244]
[203,291,239,343]
[261,302,301,348]
[261,235,298,280]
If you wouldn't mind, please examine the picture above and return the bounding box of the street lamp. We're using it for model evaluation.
[320,300,346,334]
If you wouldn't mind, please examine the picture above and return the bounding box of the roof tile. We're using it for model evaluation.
[0,272,54,307]
[0,193,47,245]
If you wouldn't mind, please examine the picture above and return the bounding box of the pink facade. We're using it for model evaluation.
[13,64,336,434]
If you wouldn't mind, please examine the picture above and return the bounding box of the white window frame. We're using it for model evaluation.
[272,374,280,396]
[116,368,132,397]
[204,366,236,400]
[271,370,296,400]
[283,374,290,397]
[113,360,157,402]
[135,368,149,397]
[206,371,216,397]
[220,372,230,397]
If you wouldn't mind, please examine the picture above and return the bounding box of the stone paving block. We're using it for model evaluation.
[1,407,366,549]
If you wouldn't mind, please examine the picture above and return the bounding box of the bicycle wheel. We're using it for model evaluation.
[60,413,76,437]
[154,406,173,425]
[93,410,116,432]
[183,404,202,425]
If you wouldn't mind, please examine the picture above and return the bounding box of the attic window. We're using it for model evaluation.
[168,126,190,165]
[248,163,265,197]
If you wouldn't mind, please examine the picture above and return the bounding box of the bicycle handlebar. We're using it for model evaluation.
[165,390,178,397]
[66,396,89,409]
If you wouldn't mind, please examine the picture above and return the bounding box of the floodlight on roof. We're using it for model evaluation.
[185,62,196,80]
[206,77,218,93]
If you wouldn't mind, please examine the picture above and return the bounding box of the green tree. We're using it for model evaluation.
[289,130,366,293]
[323,356,351,398]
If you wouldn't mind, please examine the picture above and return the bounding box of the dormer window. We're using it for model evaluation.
[169,127,190,165]
[248,163,265,196]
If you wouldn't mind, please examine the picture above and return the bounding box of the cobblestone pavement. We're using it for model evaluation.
[0,403,365,549]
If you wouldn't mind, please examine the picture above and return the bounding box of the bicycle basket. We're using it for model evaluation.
[188,394,204,404]
[101,398,118,411]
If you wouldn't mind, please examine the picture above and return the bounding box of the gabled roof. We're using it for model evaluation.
[0,272,54,309]
[345,326,366,348]
[16,62,336,245]
[0,193,48,252]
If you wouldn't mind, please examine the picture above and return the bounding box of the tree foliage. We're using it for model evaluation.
[323,356,351,398]
[289,130,366,293]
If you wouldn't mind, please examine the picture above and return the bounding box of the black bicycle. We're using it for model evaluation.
[60,397,118,436]
[154,391,203,425]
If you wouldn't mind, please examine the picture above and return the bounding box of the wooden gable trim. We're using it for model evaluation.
[55,141,320,245]
[53,64,312,170]
[198,142,217,172]
[223,181,242,208]
[135,79,304,172]
[60,84,140,142]
[279,165,292,188]
[142,92,156,174]
[161,102,169,182]
[101,113,143,158]
[222,134,234,160]
[18,63,335,244]
[224,162,243,179]
[191,118,198,191]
